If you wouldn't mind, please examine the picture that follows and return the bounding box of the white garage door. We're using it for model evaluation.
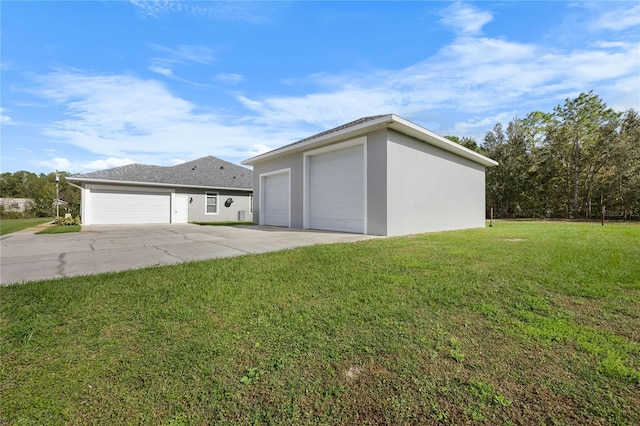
[262,171,289,227]
[90,189,171,225]
[309,144,365,233]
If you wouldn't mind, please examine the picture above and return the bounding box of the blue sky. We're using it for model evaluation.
[1,1,639,174]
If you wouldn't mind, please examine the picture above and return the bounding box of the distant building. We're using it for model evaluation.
[0,198,33,213]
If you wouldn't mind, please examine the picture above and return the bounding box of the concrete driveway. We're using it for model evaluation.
[1,224,374,285]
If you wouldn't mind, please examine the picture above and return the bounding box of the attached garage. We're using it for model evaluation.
[69,156,253,226]
[261,170,290,227]
[306,140,365,233]
[87,187,171,225]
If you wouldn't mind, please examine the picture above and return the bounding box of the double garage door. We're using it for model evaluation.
[261,143,365,233]
[89,188,171,225]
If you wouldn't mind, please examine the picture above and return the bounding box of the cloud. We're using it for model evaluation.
[237,26,639,135]
[149,43,216,65]
[130,0,277,23]
[1,107,12,124]
[447,111,517,141]
[84,157,136,170]
[214,73,244,84]
[438,2,493,35]
[37,157,71,172]
[590,4,640,31]
[148,65,174,77]
[30,70,303,167]
[24,3,640,170]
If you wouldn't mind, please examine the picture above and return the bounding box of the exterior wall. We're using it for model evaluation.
[386,129,486,236]
[251,152,305,228]
[183,189,253,222]
[250,128,487,236]
[79,183,252,225]
[365,129,388,236]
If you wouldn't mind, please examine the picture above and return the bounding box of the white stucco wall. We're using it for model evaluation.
[386,130,486,236]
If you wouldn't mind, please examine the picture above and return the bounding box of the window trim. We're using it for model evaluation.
[205,192,219,215]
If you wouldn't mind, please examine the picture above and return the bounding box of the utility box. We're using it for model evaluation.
[238,210,246,221]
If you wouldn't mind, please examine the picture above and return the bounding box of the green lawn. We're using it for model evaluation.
[1,221,639,425]
[35,224,81,234]
[0,217,54,236]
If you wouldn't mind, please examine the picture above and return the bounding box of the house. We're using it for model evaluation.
[68,156,253,225]
[0,198,33,214]
[242,114,498,236]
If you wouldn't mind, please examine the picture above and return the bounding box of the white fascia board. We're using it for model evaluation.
[67,177,252,192]
[388,115,499,167]
[241,115,394,165]
[242,114,498,168]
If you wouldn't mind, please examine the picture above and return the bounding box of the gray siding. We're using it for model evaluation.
[181,189,253,222]
[365,129,388,236]
[386,129,486,235]
[250,128,488,236]
[251,152,305,228]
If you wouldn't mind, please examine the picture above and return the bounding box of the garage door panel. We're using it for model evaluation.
[90,189,171,224]
[262,172,289,227]
[309,144,364,233]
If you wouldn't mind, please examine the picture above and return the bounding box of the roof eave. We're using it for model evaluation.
[242,114,498,167]
[241,114,395,165]
[388,115,499,167]
[67,177,252,191]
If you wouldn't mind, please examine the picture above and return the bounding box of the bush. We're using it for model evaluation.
[55,215,81,226]
[1,211,24,220]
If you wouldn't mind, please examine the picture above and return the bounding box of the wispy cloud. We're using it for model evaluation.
[590,4,640,31]
[147,43,218,87]
[130,0,277,23]
[438,2,493,35]
[30,70,295,170]
[37,157,71,171]
[149,43,216,65]
[0,107,13,124]
[24,2,640,172]
[214,73,244,84]
[238,35,638,126]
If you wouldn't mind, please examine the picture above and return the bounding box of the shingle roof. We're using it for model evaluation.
[69,156,252,189]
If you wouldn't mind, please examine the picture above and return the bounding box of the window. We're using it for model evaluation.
[206,193,218,214]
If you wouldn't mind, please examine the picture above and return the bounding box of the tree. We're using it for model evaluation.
[0,170,81,217]
[481,119,537,218]
[445,135,480,152]
[541,91,619,218]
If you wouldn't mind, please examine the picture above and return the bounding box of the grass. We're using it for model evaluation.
[35,225,81,234]
[192,221,254,226]
[1,221,639,425]
[0,217,54,236]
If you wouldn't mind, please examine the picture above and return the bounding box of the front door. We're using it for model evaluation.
[173,193,189,223]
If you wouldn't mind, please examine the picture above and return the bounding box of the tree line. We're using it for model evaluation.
[0,171,80,218]
[449,91,639,220]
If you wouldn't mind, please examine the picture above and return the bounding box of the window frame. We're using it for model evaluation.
[205,192,219,215]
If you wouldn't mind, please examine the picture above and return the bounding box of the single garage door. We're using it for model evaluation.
[90,189,171,224]
[262,171,289,227]
[309,144,365,233]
